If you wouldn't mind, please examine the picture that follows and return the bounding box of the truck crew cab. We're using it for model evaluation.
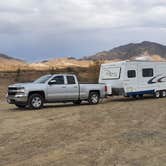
[7,74,107,109]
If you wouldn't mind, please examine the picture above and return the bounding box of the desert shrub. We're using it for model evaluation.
[15,68,21,82]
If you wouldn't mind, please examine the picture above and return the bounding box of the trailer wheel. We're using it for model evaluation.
[88,92,100,105]
[28,94,44,109]
[154,91,160,98]
[138,94,144,98]
[132,95,138,99]
[161,90,166,98]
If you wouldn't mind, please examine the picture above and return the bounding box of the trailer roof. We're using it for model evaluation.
[101,60,166,65]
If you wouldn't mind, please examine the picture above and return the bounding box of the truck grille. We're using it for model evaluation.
[8,87,18,96]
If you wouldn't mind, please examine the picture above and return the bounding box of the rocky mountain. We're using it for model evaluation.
[1,41,166,71]
[85,41,166,61]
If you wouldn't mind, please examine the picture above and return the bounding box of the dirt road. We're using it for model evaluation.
[0,97,166,166]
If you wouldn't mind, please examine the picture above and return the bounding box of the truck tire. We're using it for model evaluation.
[88,92,100,105]
[15,103,26,108]
[73,100,81,105]
[28,94,44,109]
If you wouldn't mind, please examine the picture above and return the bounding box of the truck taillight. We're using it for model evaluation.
[104,85,107,92]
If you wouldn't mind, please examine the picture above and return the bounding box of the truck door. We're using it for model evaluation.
[124,64,138,94]
[47,75,67,101]
[65,75,79,100]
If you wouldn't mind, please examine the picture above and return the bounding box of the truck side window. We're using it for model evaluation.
[50,76,64,84]
[128,70,136,78]
[142,68,153,77]
[67,76,76,84]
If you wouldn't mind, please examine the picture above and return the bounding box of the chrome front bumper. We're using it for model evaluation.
[6,94,28,104]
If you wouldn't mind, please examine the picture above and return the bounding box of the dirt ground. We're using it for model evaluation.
[0,97,166,166]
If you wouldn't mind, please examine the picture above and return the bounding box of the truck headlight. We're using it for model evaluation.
[16,87,25,93]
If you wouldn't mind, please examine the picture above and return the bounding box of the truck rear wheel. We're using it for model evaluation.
[28,94,43,109]
[88,92,100,105]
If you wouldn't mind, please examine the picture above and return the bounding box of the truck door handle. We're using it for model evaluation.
[62,86,66,88]
[74,86,78,88]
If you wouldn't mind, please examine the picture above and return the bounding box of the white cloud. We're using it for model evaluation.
[0,0,166,35]
[0,0,166,61]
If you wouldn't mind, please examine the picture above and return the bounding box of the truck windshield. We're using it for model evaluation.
[34,75,52,83]
[101,67,121,80]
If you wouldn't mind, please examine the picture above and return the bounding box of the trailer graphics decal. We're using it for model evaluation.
[148,74,166,84]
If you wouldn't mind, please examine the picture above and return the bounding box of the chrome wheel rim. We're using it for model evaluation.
[155,91,160,98]
[91,94,99,103]
[32,97,42,108]
[162,91,166,97]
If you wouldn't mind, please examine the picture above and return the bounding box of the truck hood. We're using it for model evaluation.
[9,83,47,89]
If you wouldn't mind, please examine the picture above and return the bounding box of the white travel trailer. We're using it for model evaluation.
[99,61,166,98]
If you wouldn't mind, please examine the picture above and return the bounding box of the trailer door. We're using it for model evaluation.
[124,63,138,94]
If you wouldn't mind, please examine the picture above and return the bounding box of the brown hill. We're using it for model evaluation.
[1,41,166,71]
[0,54,28,71]
[29,57,93,70]
[85,41,166,61]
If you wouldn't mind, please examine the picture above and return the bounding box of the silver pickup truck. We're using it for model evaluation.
[7,74,107,109]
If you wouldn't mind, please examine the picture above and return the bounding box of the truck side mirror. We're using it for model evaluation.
[48,80,57,85]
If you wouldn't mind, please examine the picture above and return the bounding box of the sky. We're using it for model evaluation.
[0,0,166,62]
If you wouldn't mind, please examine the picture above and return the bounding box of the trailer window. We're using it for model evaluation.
[128,70,136,78]
[142,68,153,77]
[101,67,121,80]
[67,76,76,84]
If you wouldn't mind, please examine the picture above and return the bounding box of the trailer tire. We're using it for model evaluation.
[28,94,44,109]
[132,95,138,99]
[138,94,144,98]
[161,90,166,98]
[154,91,160,98]
[88,92,100,105]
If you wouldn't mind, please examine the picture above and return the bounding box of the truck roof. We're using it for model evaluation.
[50,74,76,76]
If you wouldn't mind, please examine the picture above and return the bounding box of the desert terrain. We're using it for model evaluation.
[0,40,166,165]
[0,96,166,166]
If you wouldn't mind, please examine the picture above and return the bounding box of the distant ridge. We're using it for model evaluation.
[0,41,166,71]
[0,53,24,62]
[85,41,166,61]
[0,53,27,71]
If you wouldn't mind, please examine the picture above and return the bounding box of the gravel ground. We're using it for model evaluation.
[0,97,166,166]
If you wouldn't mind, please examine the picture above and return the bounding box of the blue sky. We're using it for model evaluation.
[0,0,166,62]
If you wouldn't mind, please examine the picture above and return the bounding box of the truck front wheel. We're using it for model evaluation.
[88,92,100,105]
[28,94,44,109]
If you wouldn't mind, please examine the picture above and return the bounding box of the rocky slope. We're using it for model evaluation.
[0,54,28,71]
[29,57,93,70]
[85,41,166,61]
[1,41,166,71]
